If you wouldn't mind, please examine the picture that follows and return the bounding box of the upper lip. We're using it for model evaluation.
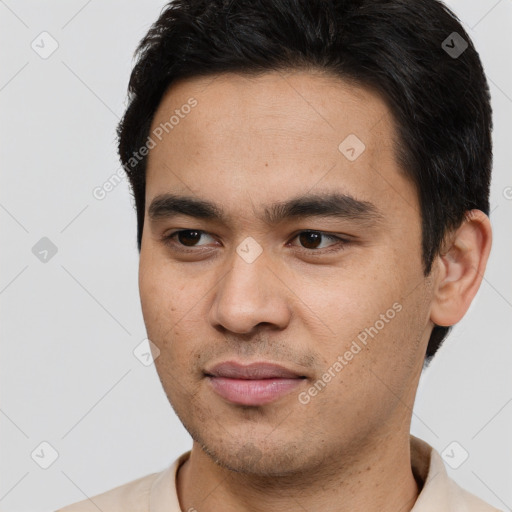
[205,361,305,379]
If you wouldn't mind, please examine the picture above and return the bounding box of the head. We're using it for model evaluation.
[118,0,492,475]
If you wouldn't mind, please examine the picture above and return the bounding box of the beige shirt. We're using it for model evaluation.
[56,435,502,512]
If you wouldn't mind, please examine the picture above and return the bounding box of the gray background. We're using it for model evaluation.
[0,1,511,511]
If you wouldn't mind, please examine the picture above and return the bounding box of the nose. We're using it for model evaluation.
[209,246,292,335]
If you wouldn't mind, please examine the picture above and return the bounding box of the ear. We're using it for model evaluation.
[430,209,492,327]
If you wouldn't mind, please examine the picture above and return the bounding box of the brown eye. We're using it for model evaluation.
[293,230,341,250]
[177,230,203,246]
[161,229,218,253]
[298,231,323,249]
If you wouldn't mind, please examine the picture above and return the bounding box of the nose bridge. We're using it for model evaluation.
[210,243,290,334]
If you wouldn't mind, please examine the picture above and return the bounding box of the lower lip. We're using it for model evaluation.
[207,376,304,406]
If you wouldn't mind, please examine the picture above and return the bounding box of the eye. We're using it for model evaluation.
[162,229,217,249]
[161,229,348,255]
[289,230,347,252]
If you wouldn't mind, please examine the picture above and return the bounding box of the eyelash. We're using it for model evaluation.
[161,229,349,255]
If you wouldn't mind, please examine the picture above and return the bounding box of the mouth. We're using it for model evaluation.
[204,361,307,406]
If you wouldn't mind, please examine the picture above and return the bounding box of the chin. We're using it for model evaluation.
[195,432,316,477]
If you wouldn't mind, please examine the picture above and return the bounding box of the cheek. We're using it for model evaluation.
[138,253,210,359]
[139,265,199,397]
[291,260,400,339]
[292,251,427,381]
[139,250,182,345]
[139,245,185,319]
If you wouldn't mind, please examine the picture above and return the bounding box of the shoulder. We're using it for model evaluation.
[442,467,504,512]
[55,471,161,512]
[410,435,503,512]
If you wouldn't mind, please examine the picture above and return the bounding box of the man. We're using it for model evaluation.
[58,0,501,510]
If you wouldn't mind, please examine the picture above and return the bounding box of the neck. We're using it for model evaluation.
[177,428,420,512]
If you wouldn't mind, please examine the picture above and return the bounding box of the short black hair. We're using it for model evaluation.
[117,0,493,364]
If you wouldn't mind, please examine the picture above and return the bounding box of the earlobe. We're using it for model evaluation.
[430,209,492,327]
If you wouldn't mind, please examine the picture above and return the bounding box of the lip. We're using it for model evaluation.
[205,361,306,406]
[205,361,304,379]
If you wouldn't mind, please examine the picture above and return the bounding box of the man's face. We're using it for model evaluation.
[140,70,436,475]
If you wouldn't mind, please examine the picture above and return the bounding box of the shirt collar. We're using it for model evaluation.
[149,435,454,512]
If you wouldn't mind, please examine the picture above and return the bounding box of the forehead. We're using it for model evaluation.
[145,70,417,222]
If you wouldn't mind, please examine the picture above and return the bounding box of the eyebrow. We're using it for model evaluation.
[147,192,383,226]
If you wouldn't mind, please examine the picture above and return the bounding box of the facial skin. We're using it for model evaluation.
[139,70,491,512]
